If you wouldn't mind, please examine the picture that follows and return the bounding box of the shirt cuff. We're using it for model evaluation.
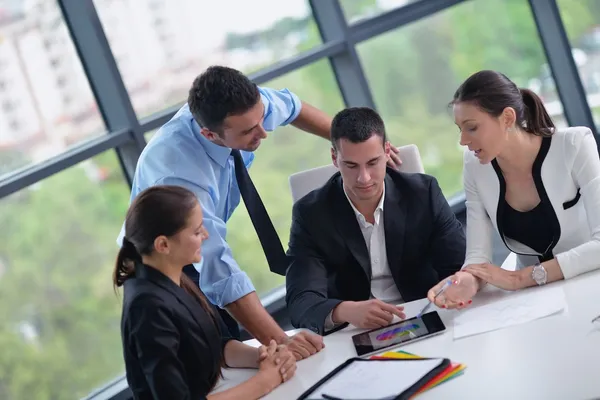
[280,89,302,125]
[209,271,256,308]
[324,309,342,331]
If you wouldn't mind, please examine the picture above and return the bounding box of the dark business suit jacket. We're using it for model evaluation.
[285,169,466,335]
[121,263,233,400]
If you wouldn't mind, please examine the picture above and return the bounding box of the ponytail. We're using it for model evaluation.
[520,88,555,137]
[113,237,141,290]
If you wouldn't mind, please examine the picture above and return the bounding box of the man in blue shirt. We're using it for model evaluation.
[118,66,401,360]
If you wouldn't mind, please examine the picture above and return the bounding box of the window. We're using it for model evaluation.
[0,150,129,399]
[144,128,158,142]
[357,0,564,197]
[94,0,320,119]
[340,0,421,24]
[0,1,105,180]
[557,0,600,129]
[227,59,344,294]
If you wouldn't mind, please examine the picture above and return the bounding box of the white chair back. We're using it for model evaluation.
[288,144,425,203]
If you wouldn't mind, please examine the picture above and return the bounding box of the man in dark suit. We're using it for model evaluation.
[285,107,466,335]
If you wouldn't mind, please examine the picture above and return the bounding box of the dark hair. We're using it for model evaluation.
[452,70,555,137]
[330,107,387,150]
[188,65,260,133]
[113,185,216,329]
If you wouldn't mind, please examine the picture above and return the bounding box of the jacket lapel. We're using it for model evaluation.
[383,174,406,274]
[136,263,211,328]
[331,174,371,279]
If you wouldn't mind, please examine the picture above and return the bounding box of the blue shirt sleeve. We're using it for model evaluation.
[259,87,302,131]
[155,176,256,308]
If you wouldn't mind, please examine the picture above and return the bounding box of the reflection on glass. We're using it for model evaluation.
[227,59,344,294]
[357,0,564,197]
[340,0,420,24]
[556,0,600,129]
[0,1,105,180]
[0,150,129,398]
[93,0,319,118]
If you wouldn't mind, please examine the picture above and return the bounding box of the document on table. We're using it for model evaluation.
[453,285,566,339]
[308,358,444,400]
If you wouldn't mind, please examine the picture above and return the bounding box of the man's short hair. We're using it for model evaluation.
[330,107,387,150]
[188,65,260,132]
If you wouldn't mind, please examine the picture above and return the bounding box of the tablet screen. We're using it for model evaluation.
[352,312,445,356]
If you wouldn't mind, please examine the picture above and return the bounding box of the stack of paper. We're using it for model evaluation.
[370,350,465,395]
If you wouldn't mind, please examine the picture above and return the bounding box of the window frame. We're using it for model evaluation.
[0,1,594,399]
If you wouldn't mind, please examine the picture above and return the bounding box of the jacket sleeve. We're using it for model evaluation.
[285,204,344,335]
[462,152,495,266]
[555,128,600,278]
[127,296,197,400]
[427,176,466,277]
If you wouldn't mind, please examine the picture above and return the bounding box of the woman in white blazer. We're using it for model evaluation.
[428,70,600,309]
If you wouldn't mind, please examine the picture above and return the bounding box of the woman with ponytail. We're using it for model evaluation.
[427,70,600,308]
[115,185,296,399]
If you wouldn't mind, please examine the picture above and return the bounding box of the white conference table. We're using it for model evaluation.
[212,256,600,399]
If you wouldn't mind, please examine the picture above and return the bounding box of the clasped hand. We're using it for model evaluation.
[257,340,296,384]
[285,331,325,360]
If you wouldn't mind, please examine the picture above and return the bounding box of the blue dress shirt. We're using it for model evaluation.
[117,87,302,307]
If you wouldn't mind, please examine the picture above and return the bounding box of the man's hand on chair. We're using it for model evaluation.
[387,145,402,169]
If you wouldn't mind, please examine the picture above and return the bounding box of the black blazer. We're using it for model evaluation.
[121,263,233,400]
[285,169,466,334]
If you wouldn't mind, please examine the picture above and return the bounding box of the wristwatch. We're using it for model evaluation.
[532,263,547,286]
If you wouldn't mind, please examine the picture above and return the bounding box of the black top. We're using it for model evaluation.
[492,136,561,262]
[502,200,554,255]
[285,169,465,335]
[121,263,233,400]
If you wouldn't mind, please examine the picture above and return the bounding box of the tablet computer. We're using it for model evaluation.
[352,311,446,357]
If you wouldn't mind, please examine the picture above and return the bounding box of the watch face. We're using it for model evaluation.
[533,266,546,283]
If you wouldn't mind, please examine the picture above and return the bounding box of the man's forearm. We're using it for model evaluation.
[290,101,332,140]
[226,292,288,345]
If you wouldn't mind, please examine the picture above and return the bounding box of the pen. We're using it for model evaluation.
[417,279,453,317]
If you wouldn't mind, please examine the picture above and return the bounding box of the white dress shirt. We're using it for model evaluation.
[325,183,403,329]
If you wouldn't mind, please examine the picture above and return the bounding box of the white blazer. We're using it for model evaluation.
[463,126,600,279]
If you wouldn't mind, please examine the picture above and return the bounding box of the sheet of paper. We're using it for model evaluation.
[308,358,443,400]
[453,285,566,339]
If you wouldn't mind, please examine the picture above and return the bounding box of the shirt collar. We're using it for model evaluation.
[182,103,233,168]
[343,181,385,226]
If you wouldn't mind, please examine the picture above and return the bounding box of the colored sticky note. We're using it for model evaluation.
[370,350,421,360]
[417,362,466,392]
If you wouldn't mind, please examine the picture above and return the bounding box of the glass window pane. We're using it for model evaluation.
[145,128,157,142]
[557,0,600,129]
[94,0,320,119]
[227,59,344,294]
[0,151,129,398]
[340,0,420,24]
[0,1,105,180]
[357,0,564,197]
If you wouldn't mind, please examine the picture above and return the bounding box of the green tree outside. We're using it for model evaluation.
[0,0,598,398]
